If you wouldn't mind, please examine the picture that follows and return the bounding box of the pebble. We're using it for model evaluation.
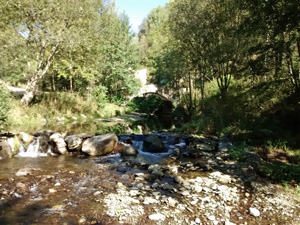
[149,213,166,221]
[94,191,101,196]
[168,197,177,207]
[218,175,232,184]
[249,207,260,217]
[195,217,201,224]
[225,220,236,225]
[78,216,86,224]
[193,185,203,193]
[181,190,190,196]
[143,197,158,204]
[208,215,216,221]
[54,182,61,187]
[174,176,184,184]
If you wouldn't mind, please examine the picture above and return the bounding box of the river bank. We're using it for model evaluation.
[0,130,299,224]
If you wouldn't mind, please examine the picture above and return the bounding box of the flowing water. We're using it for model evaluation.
[0,116,188,224]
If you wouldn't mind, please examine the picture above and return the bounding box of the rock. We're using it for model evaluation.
[16,182,28,193]
[32,130,55,137]
[218,175,232,184]
[148,164,162,171]
[168,197,177,207]
[149,213,166,221]
[249,207,260,217]
[151,170,164,178]
[174,176,184,184]
[18,132,35,145]
[0,140,12,158]
[225,220,236,225]
[65,133,93,151]
[120,144,138,156]
[207,215,216,221]
[78,216,87,224]
[162,183,174,191]
[16,168,36,176]
[143,136,165,153]
[143,197,158,204]
[94,191,101,196]
[193,184,203,193]
[82,133,118,156]
[50,133,68,155]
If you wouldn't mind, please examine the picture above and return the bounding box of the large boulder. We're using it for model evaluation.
[143,136,165,153]
[82,133,118,156]
[0,140,12,158]
[50,133,68,155]
[18,132,35,145]
[65,133,94,152]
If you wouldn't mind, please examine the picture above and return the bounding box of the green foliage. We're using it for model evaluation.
[0,84,11,125]
[229,142,247,161]
[262,162,300,183]
[95,123,127,135]
[99,12,141,102]
[92,85,108,107]
[127,95,163,114]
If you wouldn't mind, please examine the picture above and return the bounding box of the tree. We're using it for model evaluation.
[98,12,141,102]
[0,0,110,105]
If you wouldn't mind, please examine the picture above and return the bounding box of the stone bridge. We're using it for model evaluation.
[123,69,173,105]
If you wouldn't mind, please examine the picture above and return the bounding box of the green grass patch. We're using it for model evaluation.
[228,142,247,161]
[262,161,300,183]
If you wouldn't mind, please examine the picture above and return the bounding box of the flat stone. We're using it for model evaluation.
[225,220,236,225]
[207,215,216,221]
[168,197,177,207]
[149,213,166,221]
[151,170,164,177]
[181,190,190,196]
[195,177,203,183]
[94,191,101,197]
[174,176,184,184]
[193,185,202,193]
[218,175,231,184]
[249,207,260,217]
[195,218,201,224]
[143,197,158,204]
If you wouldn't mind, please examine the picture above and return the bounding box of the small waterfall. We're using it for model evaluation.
[16,137,54,158]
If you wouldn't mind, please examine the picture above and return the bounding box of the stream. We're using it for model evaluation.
[0,116,299,224]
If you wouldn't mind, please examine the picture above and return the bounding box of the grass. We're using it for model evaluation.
[5,92,127,133]
[228,141,247,161]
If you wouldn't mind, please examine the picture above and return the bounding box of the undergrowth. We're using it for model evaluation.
[6,92,126,132]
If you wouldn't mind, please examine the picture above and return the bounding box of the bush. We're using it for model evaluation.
[0,84,11,125]
[92,85,107,107]
[127,95,163,114]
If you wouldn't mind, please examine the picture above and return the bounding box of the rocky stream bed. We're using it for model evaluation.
[0,131,299,224]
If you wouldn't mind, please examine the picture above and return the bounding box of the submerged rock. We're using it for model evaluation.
[82,133,118,156]
[143,136,164,153]
[120,145,138,156]
[113,142,138,156]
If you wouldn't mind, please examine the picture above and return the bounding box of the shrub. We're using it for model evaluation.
[0,84,11,125]
[92,85,108,107]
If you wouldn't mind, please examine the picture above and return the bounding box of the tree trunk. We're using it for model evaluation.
[21,43,60,106]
